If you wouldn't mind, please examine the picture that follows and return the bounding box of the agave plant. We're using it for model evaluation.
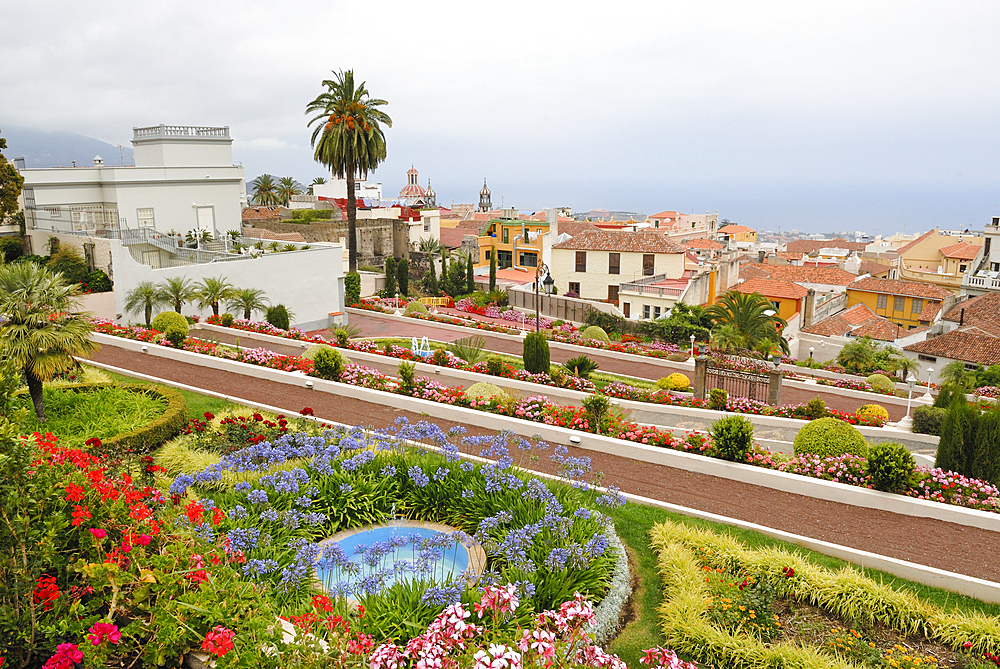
[562,355,599,379]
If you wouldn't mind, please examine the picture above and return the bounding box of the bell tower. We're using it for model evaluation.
[479,178,492,213]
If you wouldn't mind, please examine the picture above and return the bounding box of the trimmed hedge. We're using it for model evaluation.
[856,404,889,422]
[866,373,896,395]
[665,373,690,391]
[913,405,947,435]
[103,383,188,453]
[151,311,189,335]
[403,301,428,315]
[581,326,611,344]
[466,381,504,401]
[793,417,869,458]
[867,441,916,492]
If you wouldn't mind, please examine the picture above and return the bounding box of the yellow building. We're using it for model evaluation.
[718,224,757,245]
[896,230,984,291]
[478,219,549,269]
[845,278,952,329]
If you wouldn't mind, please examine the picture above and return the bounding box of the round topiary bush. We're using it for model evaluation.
[303,343,336,360]
[793,417,869,459]
[665,373,690,391]
[866,374,896,395]
[312,347,347,381]
[867,441,915,492]
[403,301,428,315]
[151,311,189,335]
[856,404,890,422]
[710,415,754,462]
[466,381,504,401]
[581,326,610,344]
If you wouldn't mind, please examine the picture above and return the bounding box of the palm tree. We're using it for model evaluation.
[418,237,443,254]
[226,287,269,320]
[705,290,789,355]
[195,276,236,316]
[889,355,922,382]
[307,70,392,273]
[939,359,976,390]
[124,281,166,328]
[307,177,327,195]
[0,263,99,420]
[277,176,303,206]
[160,277,196,314]
[250,174,280,205]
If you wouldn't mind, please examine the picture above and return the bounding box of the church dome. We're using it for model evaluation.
[480,179,490,197]
[398,165,425,203]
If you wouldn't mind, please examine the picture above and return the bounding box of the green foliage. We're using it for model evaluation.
[489,250,497,291]
[835,336,897,375]
[312,346,346,381]
[396,257,409,296]
[913,406,947,435]
[867,441,916,492]
[642,301,713,346]
[0,236,24,262]
[151,310,189,335]
[581,326,610,344]
[522,332,550,374]
[0,131,25,223]
[466,254,475,294]
[194,276,235,316]
[345,271,362,306]
[866,373,897,394]
[705,290,789,355]
[936,394,978,475]
[226,287,269,320]
[333,324,360,346]
[397,361,416,392]
[422,260,438,296]
[939,360,977,391]
[710,415,754,462]
[793,417,869,459]
[403,301,428,315]
[856,404,889,422]
[971,408,1000,485]
[0,356,21,420]
[220,312,234,327]
[934,383,962,409]
[708,388,728,411]
[83,269,112,293]
[124,281,165,328]
[442,251,468,297]
[804,397,827,420]
[466,381,504,401]
[664,373,690,391]
[265,304,291,330]
[431,348,450,366]
[159,276,196,313]
[582,393,611,433]
[486,356,505,376]
[447,335,487,364]
[46,245,89,284]
[562,355,599,379]
[289,207,333,221]
[303,343,336,360]
[384,256,397,296]
[163,325,187,347]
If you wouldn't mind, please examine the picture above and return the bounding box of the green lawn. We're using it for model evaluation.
[87,365,239,420]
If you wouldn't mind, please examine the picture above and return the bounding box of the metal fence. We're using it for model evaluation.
[693,357,781,405]
[507,290,605,324]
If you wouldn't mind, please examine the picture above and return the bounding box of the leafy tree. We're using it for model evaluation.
[0,263,98,420]
[46,245,89,285]
[249,174,280,205]
[939,359,976,391]
[835,336,896,375]
[124,281,166,327]
[307,69,392,273]
[307,176,327,195]
[422,260,438,296]
[972,408,1000,485]
[277,176,303,206]
[0,129,24,225]
[704,290,789,355]
[159,276,196,313]
[345,272,361,306]
[889,355,922,382]
[226,287,269,320]
[194,276,236,316]
[396,257,409,296]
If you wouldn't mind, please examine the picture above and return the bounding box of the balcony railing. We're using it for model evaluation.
[132,125,230,140]
[620,272,685,297]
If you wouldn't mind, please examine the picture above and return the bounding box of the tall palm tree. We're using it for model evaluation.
[705,290,789,355]
[0,263,99,420]
[195,276,236,316]
[124,281,166,328]
[250,174,280,205]
[160,276,196,314]
[307,177,327,195]
[226,287,269,320]
[307,70,392,273]
[277,176,303,206]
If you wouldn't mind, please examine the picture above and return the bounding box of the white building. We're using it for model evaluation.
[312,177,382,201]
[20,125,246,243]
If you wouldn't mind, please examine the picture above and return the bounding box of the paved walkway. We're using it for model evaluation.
[89,341,1000,584]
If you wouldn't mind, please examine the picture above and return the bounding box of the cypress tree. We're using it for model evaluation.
[423,259,438,296]
[523,332,550,374]
[440,248,449,296]
[489,251,497,292]
[935,394,978,475]
[972,407,1000,485]
[466,254,475,294]
[396,257,409,296]
[384,256,397,296]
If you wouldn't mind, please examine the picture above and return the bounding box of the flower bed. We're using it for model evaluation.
[204,315,327,342]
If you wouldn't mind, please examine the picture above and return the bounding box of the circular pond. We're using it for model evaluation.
[317,520,486,596]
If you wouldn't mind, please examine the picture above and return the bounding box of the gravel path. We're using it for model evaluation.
[90,342,1000,584]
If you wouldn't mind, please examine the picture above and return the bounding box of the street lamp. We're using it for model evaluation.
[534,262,551,333]
[808,346,814,361]
[690,334,696,359]
[922,367,934,401]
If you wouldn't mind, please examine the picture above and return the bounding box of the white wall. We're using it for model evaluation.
[110,239,344,331]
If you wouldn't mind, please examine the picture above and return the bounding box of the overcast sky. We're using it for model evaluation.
[3,0,999,234]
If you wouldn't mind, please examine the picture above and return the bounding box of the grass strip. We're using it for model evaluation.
[88,365,238,420]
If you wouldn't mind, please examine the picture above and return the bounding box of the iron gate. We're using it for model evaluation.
[704,363,770,401]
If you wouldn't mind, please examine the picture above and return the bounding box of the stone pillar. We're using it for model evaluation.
[803,288,816,328]
[694,357,708,400]
[768,369,782,406]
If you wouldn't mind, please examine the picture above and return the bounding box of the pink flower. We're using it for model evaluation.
[88,528,107,539]
[87,622,121,646]
[136,534,151,546]
[43,643,82,669]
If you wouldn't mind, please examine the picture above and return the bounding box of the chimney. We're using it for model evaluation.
[960,308,965,327]
[803,289,816,328]
[758,250,766,264]
[93,155,104,166]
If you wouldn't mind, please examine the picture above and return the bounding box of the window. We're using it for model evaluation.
[519,252,537,267]
[609,252,620,275]
[568,281,580,296]
[877,294,888,309]
[893,295,905,312]
[486,250,492,260]
[642,254,655,276]
[503,228,509,243]
[918,354,937,363]
[770,300,781,312]
[45,207,60,218]
[992,262,999,272]
[623,302,630,318]
[643,305,650,319]
[137,208,154,228]
[575,251,587,273]
[654,306,661,319]
[423,218,431,233]
[608,285,619,303]
[960,264,967,272]
[966,362,981,371]
[911,298,923,314]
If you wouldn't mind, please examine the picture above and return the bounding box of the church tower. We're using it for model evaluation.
[425,179,436,208]
[479,178,492,213]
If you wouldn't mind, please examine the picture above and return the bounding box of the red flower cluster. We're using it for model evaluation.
[201,626,235,656]
[33,575,60,611]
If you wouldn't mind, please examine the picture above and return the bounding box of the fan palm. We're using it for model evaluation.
[307,69,392,273]
[705,290,789,355]
[307,177,327,195]
[418,237,443,254]
[124,281,166,327]
[195,276,236,316]
[250,174,280,205]
[277,176,303,206]
[160,276,196,314]
[226,287,269,320]
[0,263,99,420]
[889,354,922,382]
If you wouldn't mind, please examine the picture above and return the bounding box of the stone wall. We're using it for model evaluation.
[244,217,408,265]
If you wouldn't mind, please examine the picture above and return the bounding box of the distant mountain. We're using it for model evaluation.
[1,125,134,168]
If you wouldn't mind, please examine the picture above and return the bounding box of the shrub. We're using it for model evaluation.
[266,304,290,331]
[384,256,397,296]
[403,301,428,315]
[431,349,450,366]
[100,383,187,454]
[856,404,889,422]
[867,441,915,492]
[936,394,978,476]
[710,415,754,462]
[84,269,112,292]
[398,361,416,393]
[345,271,361,306]
[312,347,346,381]
[303,343,336,360]
[708,388,728,411]
[793,417,869,459]
[583,393,611,433]
[581,326,610,344]
[866,373,896,395]
[656,377,672,391]
[523,332,550,374]
[912,406,947,435]
[486,356,505,376]
[151,310,189,335]
[804,397,827,420]
[0,236,24,262]
[665,373,690,391]
[396,257,409,296]
[972,408,1000,485]
[164,326,187,348]
[933,383,961,409]
[220,313,234,327]
[466,381,504,401]
[562,355,599,379]
[448,335,487,364]
[47,245,89,284]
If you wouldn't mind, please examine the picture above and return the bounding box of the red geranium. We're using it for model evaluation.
[201,626,235,656]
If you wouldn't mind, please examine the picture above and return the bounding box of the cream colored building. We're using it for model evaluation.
[896,229,984,292]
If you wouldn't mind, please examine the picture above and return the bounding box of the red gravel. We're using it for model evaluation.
[89,342,1000,584]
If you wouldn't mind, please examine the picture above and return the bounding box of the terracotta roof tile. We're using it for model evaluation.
[802,304,878,337]
[904,330,1000,366]
[775,251,803,261]
[841,303,879,325]
[683,238,724,250]
[241,206,282,221]
[917,301,940,322]
[557,221,600,237]
[552,230,686,254]
[741,263,857,286]
[849,277,951,300]
[736,277,809,300]
[718,224,755,234]
[739,264,772,281]
[943,292,1000,325]
[241,227,306,242]
[859,259,892,277]
[850,319,909,341]
[939,241,982,260]
[439,228,478,248]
